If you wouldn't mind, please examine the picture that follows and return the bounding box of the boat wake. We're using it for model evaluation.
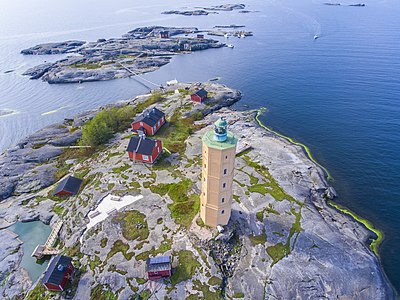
[0,109,19,118]
[41,106,69,116]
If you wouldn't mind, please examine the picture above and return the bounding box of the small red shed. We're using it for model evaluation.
[127,135,162,164]
[146,256,172,280]
[190,88,208,103]
[160,31,169,38]
[42,255,74,292]
[131,107,166,136]
[53,176,83,197]
[197,34,205,39]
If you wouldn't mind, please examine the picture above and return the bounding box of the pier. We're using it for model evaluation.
[31,220,63,259]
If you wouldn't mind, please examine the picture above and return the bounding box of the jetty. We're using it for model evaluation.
[31,220,63,259]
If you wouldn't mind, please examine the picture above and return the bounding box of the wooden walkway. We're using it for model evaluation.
[32,220,63,259]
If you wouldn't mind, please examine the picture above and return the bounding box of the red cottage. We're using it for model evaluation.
[146,256,172,280]
[53,176,83,197]
[127,135,162,164]
[131,107,166,136]
[42,255,74,291]
[197,34,204,39]
[190,88,208,103]
[160,31,169,38]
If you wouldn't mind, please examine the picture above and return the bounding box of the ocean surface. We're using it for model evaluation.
[1,0,400,292]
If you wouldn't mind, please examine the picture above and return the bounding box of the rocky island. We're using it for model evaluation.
[0,82,395,299]
[21,26,225,84]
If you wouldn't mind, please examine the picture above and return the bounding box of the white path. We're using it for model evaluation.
[80,194,143,243]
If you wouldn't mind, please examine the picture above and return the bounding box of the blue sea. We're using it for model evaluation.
[1,0,400,293]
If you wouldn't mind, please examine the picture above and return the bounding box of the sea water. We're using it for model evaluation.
[1,0,400,292]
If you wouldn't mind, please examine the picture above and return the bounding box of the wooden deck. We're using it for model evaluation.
[31,220,63,259]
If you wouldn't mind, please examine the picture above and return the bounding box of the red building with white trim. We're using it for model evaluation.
[131,107,166,136]
[127,135,162,164]
[146,256,172,280]
[42,255,74,292]
[190,88,208,103]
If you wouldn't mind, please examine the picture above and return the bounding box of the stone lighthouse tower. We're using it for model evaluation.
[200,117,238,227]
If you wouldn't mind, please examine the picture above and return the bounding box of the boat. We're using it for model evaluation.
[227,44,234,48]
[314,35,319,40]
[224,33,229,38]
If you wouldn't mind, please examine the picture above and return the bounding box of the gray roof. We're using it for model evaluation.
[42,255,72,285]
[127,136,158,155]
[53,176,83,196]
[133,107,165,127]
[146,256,171,272]
[194,88,208,98]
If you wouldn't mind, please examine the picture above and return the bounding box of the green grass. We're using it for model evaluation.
[90,284,117,300]
[52,204,65,216]
[170,250,201,286]
[135,236,172,261]
[208,276,222,286]
[139,289,151,300]
[112,164,130,174]
[89,256,102,271]
[156,109,203,154]
[113,210,149,241]
[232,292,245,298]
[100,238,108,248]
[266,242,288,265]
[150,179,199,227]
[106,240,135,261]
[191,279,223,300]
[249,233,267,245]
[328,200,383,256]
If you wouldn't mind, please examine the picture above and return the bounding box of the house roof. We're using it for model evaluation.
[127,136,158,156]
[53,176,83,196]
[42,255,72,286]
[194,88,208,98]
[133,107,165,127]
[146,256,171,272]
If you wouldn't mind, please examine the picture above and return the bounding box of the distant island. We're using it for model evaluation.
[20,26,224,84]
[324,2,366,6]
[0,82,394,299]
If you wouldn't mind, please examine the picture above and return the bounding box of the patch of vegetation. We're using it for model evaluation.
[328,200,383,256]
[208,276,222,286]
[266,207,303,265]
[106,240,135,261]
[108,264,127,275]
[191,279,223,300]
[89,256,102,271]
[233,194,241,203]
[150,179,199,227]
[113,210,149,241]
[157,218,163,224]
[170,250,201,286]
[52,204,65,216]
[135,235,172,261]
[249,232,267,245]
[107,183,115,190]
[112,164,130,174]
[256,211,264,222]
[157,109,203,154]
[26,283,54,300]
[139,289,151,300]
[90,284,117,300]
[136,277,147,285]
[100,238,108,249]
[80,93,164,147]
[233,291,245,298]
[242,155,300,205]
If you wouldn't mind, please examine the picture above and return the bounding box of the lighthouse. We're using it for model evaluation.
[200,117,238,227]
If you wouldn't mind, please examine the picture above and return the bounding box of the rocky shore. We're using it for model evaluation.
[21,26,224,84]
[0,82,395,299]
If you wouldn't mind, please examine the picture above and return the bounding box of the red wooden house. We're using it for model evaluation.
[197,34,204,39]
[42,255,74,291]
[160,31,169,38]
[146,256,172,280]
[53,176,83,197]
[127,135,162,164]
[131,107,166,136]
[190,88,208,103]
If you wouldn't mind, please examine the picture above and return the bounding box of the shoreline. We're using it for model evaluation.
[254,108,385,256]
[0,83,396,299]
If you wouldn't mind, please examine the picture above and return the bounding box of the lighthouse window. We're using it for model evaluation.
[204,177,206,182]
[225,155,228,159]
[224,169,227,175]
[204,164,206,168]
[221,210,225,215]
[222,198,225,203]
[223,183,226,188]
